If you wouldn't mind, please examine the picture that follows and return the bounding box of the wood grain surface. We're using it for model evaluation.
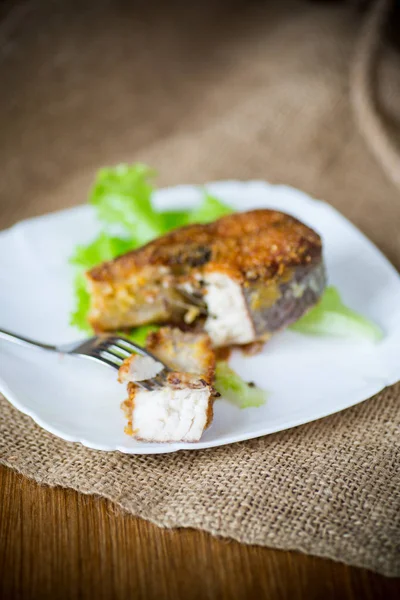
[0,465,399,599]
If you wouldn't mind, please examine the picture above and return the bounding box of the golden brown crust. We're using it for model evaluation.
[88,209,322,284]
[204,395,214,430]
[118,359,132,384]
[120,396,136,436]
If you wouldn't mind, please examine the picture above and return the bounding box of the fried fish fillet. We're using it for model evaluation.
[119,328,216,443]
[88,209,326,347]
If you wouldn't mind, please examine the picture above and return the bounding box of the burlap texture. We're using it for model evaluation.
[0,0,399,577]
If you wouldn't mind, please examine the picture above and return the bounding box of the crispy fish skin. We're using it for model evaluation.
[119,328,216,443]
[87,209,325,345]
[243,262,326,335]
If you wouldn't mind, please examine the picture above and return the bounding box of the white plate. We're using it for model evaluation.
[1,181,400,454]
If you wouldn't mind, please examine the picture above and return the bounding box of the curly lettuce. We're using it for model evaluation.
[89,163,163,245]
[290,286,383,342]
[215,362,267,409]
[187,190,233,224]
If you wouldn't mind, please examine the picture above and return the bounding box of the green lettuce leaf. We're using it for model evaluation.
[124,325,161,346]
[159,191,233,230]
[215,362,267,409]
[290,286,383,342]
[159,209,190,231]
[89,163,163,245]
[187,190,233,224]
[70,232,136,269]
[70,273,92,334]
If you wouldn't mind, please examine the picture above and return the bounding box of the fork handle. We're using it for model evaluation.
[0,328,57,352]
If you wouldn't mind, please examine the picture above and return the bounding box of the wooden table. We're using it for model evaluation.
[1,465,398,599]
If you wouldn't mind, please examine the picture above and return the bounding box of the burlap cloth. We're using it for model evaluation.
[1,0,399,577]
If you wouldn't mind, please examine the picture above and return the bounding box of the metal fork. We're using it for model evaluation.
[0,328,170,391]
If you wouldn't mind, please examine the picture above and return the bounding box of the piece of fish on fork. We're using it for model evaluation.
[118,328,217,443]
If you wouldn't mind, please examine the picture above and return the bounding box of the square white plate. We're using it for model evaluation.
[1,181,399,454]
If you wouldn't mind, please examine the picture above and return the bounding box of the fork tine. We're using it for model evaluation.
[101,344,165,389]
[113,337,152,356]
[106,344,131,357]
[86,354,121,370]
[96,349,124,366]
[70,336,166,389]
[143,381,156,391]
[112,336,138,348]
[153,371,168,386]
[93,343,129,363]
[113,336,172,371]
[74,334,169,389]
[137,381,154,391]
[86,354,156,390]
